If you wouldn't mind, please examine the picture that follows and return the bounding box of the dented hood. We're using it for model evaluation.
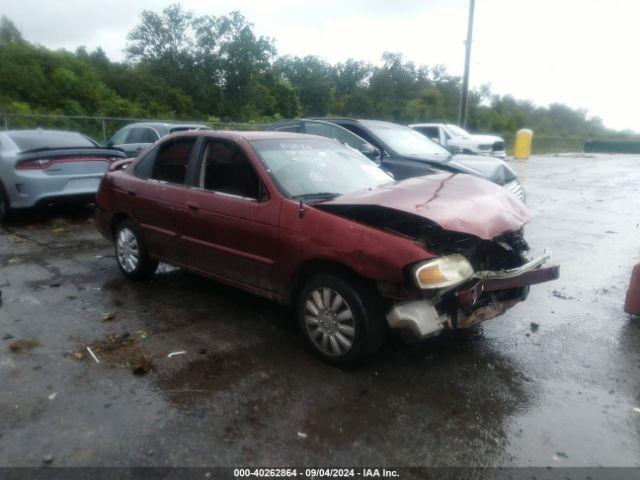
[322,173,531,240]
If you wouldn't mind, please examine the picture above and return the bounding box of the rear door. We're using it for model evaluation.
[182,137,280,293]
[121,136,199,265]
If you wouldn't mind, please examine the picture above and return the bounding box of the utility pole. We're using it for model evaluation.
[458,0,475,128]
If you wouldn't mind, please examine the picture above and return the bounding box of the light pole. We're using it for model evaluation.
[458,0,475,128]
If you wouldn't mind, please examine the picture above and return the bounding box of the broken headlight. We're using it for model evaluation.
[412,254,474,290]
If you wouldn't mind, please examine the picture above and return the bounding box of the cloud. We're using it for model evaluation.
[2,0,637,130]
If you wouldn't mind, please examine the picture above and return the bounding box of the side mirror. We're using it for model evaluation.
[359,143,381,162]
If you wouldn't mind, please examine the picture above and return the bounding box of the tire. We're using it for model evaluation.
[0,189,12,223]
[296,273,387,366]
[114,219,158,280]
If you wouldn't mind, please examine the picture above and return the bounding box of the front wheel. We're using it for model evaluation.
[296,274,387,365]
[114,220,158,280]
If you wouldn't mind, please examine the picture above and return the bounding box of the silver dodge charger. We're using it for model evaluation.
[0,129,126,221]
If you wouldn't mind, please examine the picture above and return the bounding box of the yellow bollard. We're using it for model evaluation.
[514,129,533,160]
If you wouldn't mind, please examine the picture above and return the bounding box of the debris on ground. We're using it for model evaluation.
[42,455,54,465]
[3,334,14,341]
[190,408,206,418]
[8,339,40,353]
[86,346,100,364]
[552,290,573,300]
[632,406,640,413]
[136,330,151,339]
[11,236,25,244]
[129,354,154,375]
[48,392,57,400]
[106,332,130,345]
[168,351,187,358]
[198,348,207,355]
[101,312,116,322]
[297,432,308,439]
[555,451,569,459]
[49,283,61,288]
[530,322,540,332]
[71,351,84,361]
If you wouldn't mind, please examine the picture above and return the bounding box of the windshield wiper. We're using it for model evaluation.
[293,192,341,201]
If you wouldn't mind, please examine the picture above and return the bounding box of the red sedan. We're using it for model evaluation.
[95,130,559,364]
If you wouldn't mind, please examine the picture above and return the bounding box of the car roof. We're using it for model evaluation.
[122,122,207,129]
[162,130,319,141]
[310,117,405,129]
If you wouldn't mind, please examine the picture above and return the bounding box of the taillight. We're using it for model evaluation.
[15,157,109,170]
[16,158,51,169]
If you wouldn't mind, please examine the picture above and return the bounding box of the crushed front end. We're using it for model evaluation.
[385,228,559,340]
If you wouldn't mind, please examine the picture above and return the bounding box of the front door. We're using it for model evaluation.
[182,138,280,293]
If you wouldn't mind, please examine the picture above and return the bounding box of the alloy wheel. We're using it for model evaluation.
[304,287,356,357]
[116,227,139,273]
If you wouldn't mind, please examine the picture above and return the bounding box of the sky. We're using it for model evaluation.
[2,0,638,131]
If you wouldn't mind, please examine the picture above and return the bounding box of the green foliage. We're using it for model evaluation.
[0,10,630,139]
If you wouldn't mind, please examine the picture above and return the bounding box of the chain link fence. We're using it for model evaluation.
[0,113,260,144]
[503,134,585,155]
[2,112,590,155]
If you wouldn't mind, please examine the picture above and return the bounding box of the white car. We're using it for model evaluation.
[410,123,507,158]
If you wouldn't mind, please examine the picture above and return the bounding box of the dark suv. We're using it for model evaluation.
[306,118,525,201]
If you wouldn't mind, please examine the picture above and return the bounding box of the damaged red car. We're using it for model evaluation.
[95,130,559,364]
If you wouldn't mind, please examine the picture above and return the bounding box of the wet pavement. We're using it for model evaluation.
[1,153,639,467]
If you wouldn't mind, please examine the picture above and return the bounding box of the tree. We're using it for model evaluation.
[126,3,194,68]
[0,16,23,45]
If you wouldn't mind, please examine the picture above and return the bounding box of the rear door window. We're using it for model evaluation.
[149,137,197,184]
[127,127,157,144]
[418,127,440,141]
[304,121,368,151]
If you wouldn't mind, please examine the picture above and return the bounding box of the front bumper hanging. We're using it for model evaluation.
[386,253,560,339]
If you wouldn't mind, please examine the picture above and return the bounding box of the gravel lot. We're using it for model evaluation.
[1,153,639,467]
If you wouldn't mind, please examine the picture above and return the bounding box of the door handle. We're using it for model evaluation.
[127,190,137,196]
[186,202,199,212]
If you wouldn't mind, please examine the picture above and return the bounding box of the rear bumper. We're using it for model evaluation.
[386,254,560,339]
[4,169,106,209]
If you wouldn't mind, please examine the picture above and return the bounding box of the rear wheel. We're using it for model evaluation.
[0,190,12,223]
[114,220,158,280]
[296,273,387,365]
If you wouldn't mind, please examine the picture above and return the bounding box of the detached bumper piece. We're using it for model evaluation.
[625,263,640,316]
[386,254,560,339]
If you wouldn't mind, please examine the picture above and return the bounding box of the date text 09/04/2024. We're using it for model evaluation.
[233,468,399,478]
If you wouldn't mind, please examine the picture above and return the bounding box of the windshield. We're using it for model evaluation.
[445,124,469,137]
[365,123,450,156]
[250,137,393,199]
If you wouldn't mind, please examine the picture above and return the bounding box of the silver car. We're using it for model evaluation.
[106,122,208,157]
[0,129,126,221]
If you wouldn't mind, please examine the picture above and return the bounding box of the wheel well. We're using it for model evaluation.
[290,259,372,304]
[110,213,129,239]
